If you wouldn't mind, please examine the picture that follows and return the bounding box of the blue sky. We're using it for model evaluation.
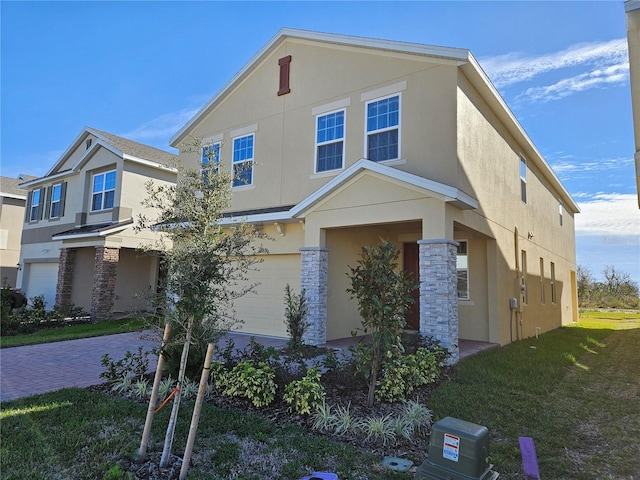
[1,1,638,284]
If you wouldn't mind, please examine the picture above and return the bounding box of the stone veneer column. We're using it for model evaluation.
[300,247,329,346]
[418,239,459,364]
[91,246,120,321]
[55,247,76,312]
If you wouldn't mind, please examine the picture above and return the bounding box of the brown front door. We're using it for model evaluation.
[403,242,420,330]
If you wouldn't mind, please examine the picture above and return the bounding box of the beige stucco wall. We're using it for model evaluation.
[178,39,460,213]
[455,71,577,344]
[0,196,26,287]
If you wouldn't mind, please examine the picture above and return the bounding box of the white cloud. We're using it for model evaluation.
[518,61,629,102]
[550,157,633,180]
[119,107,201,147]
[481,38,628,88]
[575,193,640,237]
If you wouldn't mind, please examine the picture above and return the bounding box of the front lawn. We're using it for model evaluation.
[2,312,638,479]
[0,318,147,349]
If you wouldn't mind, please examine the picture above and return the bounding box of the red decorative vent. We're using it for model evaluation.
[278,55,292,96]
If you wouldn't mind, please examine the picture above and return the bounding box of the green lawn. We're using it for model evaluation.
[0,318,147,349]
[1,311,638,479]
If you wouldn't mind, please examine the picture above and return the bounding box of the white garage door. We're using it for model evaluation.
[25,262,59,310]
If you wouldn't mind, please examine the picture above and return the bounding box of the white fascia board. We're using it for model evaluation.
[464,54,579,213]
[19,169,77,189]
[290,159,477,218]
[54,223,130,240]
[123,154,178,173]
[218,211,293,225]
[0,192,27,200]
[170,28,470,147]
[45,127,92,176]
[626,0,640,12]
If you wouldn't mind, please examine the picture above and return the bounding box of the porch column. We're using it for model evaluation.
[55,247,76,312]
[418,239,459,364]
[300,246,329,346]
[91,246,120,321]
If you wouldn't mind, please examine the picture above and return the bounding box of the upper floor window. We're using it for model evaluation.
[456,240,469,300]
[520,155,527,203]
[366,94,400,162]
[202,142,221,182]
[92,170,116,211]
[232,134,254,187]
[550,262,557,303]
[316,110,345,173]
[50,184,62,218]
[559,201,563,226]
[30,189,41,222]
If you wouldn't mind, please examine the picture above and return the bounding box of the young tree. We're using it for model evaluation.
[346,239,417,407]
[136,146,267,467]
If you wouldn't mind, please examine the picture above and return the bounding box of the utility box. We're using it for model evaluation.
[415,417,498,480]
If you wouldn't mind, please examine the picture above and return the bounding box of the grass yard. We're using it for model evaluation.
[0,318,146,349]
[1,310,638,479]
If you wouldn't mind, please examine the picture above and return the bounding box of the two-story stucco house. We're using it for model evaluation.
[18,127,177,319]
[1,174,37,288]
[626,0,640,206]
[170,28,580,363]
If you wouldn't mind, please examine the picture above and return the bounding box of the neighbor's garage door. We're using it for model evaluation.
[235,254,300,338]
[25,262,59,310]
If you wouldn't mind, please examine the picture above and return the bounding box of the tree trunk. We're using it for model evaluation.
[160,317,193,468]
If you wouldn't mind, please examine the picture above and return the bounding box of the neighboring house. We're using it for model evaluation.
[627,0,640,207]
[18,128,177,318]
[170,28,580,362]
[0,174,38,288]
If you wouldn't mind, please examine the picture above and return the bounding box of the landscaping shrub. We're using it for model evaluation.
[283,284,308,352]
[213,360,277,407]
[100,346,151,384]
[283,367,325,414]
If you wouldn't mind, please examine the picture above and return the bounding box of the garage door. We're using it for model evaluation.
[235,254,300,338]
[25,262,59,310]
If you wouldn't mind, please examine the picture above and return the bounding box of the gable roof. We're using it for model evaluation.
[219,159,477,226]
[0,176,30,199]
[170,27,579,214]
[20,127,176,188]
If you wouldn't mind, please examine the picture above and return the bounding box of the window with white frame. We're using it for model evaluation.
[50,183,62,218]
[30,189,41,222]
[232,134,254,187]
[456,240,469,300]
[550,262,557,303]
[520,155,527,203]
[92,170,116,211]
[540,257,545,304]
[366,94,400,162]
[559,201,563,226]
[202,142,221,183]
[315,110,345,173]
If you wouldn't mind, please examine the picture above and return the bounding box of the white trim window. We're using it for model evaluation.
[550,262,557,304]
[50,183,62,218]
[315,109,345,173]
[92,170,116,211]
[366,94,400,162]
[456,240,469,300]
[559,201,563,226]
[520,155,527,204]
[202,142,221,169]
[30,189,41,222]
[232,134,254,187]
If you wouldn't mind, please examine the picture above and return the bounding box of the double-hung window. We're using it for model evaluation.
[316,110,345,173]
[456,241,469,300]
[30,189,41,222]
[202,142,221,183]
[50,183,62,218]
[92,170,116,211]
[366,94,400,162]
[232,134,254,187]
[520,155,527,203]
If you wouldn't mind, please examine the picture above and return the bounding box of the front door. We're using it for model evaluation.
[403,242,420,330]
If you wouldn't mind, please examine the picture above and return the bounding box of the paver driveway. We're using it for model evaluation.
[0,331,161,402]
